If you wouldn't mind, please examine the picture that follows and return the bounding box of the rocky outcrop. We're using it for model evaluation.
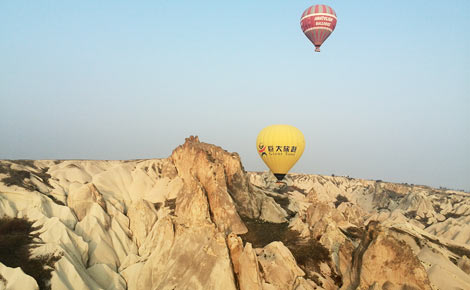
[258,242,305,289]
[344,222,432,289]
[171,136,247,234]
[1,139,469,290]
[227,233,263,290]
[67,183,106,221]
[127,199,158,248]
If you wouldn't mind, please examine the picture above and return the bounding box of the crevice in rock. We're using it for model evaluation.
[224,237,241,290]
[348,221,379,290]
[196,177,216,227]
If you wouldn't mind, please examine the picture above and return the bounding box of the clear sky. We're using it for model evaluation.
[1,1,469,191]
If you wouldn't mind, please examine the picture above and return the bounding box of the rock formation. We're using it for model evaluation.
[0,137,469,289]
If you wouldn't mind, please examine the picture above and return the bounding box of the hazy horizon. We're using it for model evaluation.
[1,1,469,191]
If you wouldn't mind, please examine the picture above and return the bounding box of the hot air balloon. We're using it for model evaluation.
[300,4,337,52]
[256,125,305,181]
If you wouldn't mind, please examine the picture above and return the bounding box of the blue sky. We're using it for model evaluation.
[1,1,469,191]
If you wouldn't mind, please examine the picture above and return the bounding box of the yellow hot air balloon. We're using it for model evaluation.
[256,124,305,181]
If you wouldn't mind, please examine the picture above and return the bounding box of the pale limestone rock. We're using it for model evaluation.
[144,176,183,203]
[258,242,305,290]
[455,202,470,215]
[78,224,120,271]
[0,262,39,290]
[118,253,141,272]
[228,235,263,290]
[105,201,131,235]
[84,201,138,266]
[286,191,311,217]
[247,172,267,187]
[337,240,355,286]
[0,196,18,217]
[120,263,144,290]
[109,218,138,264]
[426,215,470,244]
[48,161,92,184]
[418,247,470,290]
[92,163,135,204]
[1,189,77,230]
[67,183,106,221]
[135,216,175,288]
[87,263,126,290]
[137,225,237,290]
[127,199,158,248]
[436,213,446,222]
[238,243,263,290]
[259,196,288,223]
[398,192,435,219]
[128,167,157,200]
[37,216,89,267]
[193,158,248,233]
[358,228,432,290]
[305,202,348,248]
[175,181,212,227]
[74,203,136,270]
[288,215,310,239]
[50,254,102,290]
[337,202,367,226]
[30,174,51,193]
[306,202,337,228]
[227,233,243,276]
[381,182,410,195]
[138,216,174,260]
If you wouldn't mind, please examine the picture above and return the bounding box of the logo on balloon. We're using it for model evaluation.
[258,144,267,157]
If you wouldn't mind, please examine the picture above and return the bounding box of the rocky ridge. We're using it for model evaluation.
[0,136,469,289]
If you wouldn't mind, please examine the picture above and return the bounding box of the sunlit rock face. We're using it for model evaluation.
[0,137,469,290]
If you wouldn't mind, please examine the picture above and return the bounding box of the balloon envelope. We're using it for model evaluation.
[256,125,305,181]
[300,4,337,52]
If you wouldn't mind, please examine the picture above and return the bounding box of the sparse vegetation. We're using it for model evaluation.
[0,162,63,205]
[0,217,62,290]
[340,226,364,240]
[165,198,176,211]
[405,210,417,219]
[383,189,402,202]
[289,238,330,269]
[420,216,429,225]
[240,216,342,286]
[154,202,163,211]
[0,162,52,191]
[286,186,307,195]
[239,217,289,248]
[269,194,291,213]
[9,160,37,169]
[444,212,462,219]
[334,194,349,208]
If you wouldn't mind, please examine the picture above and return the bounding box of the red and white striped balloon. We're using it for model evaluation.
[300,4,337,52]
